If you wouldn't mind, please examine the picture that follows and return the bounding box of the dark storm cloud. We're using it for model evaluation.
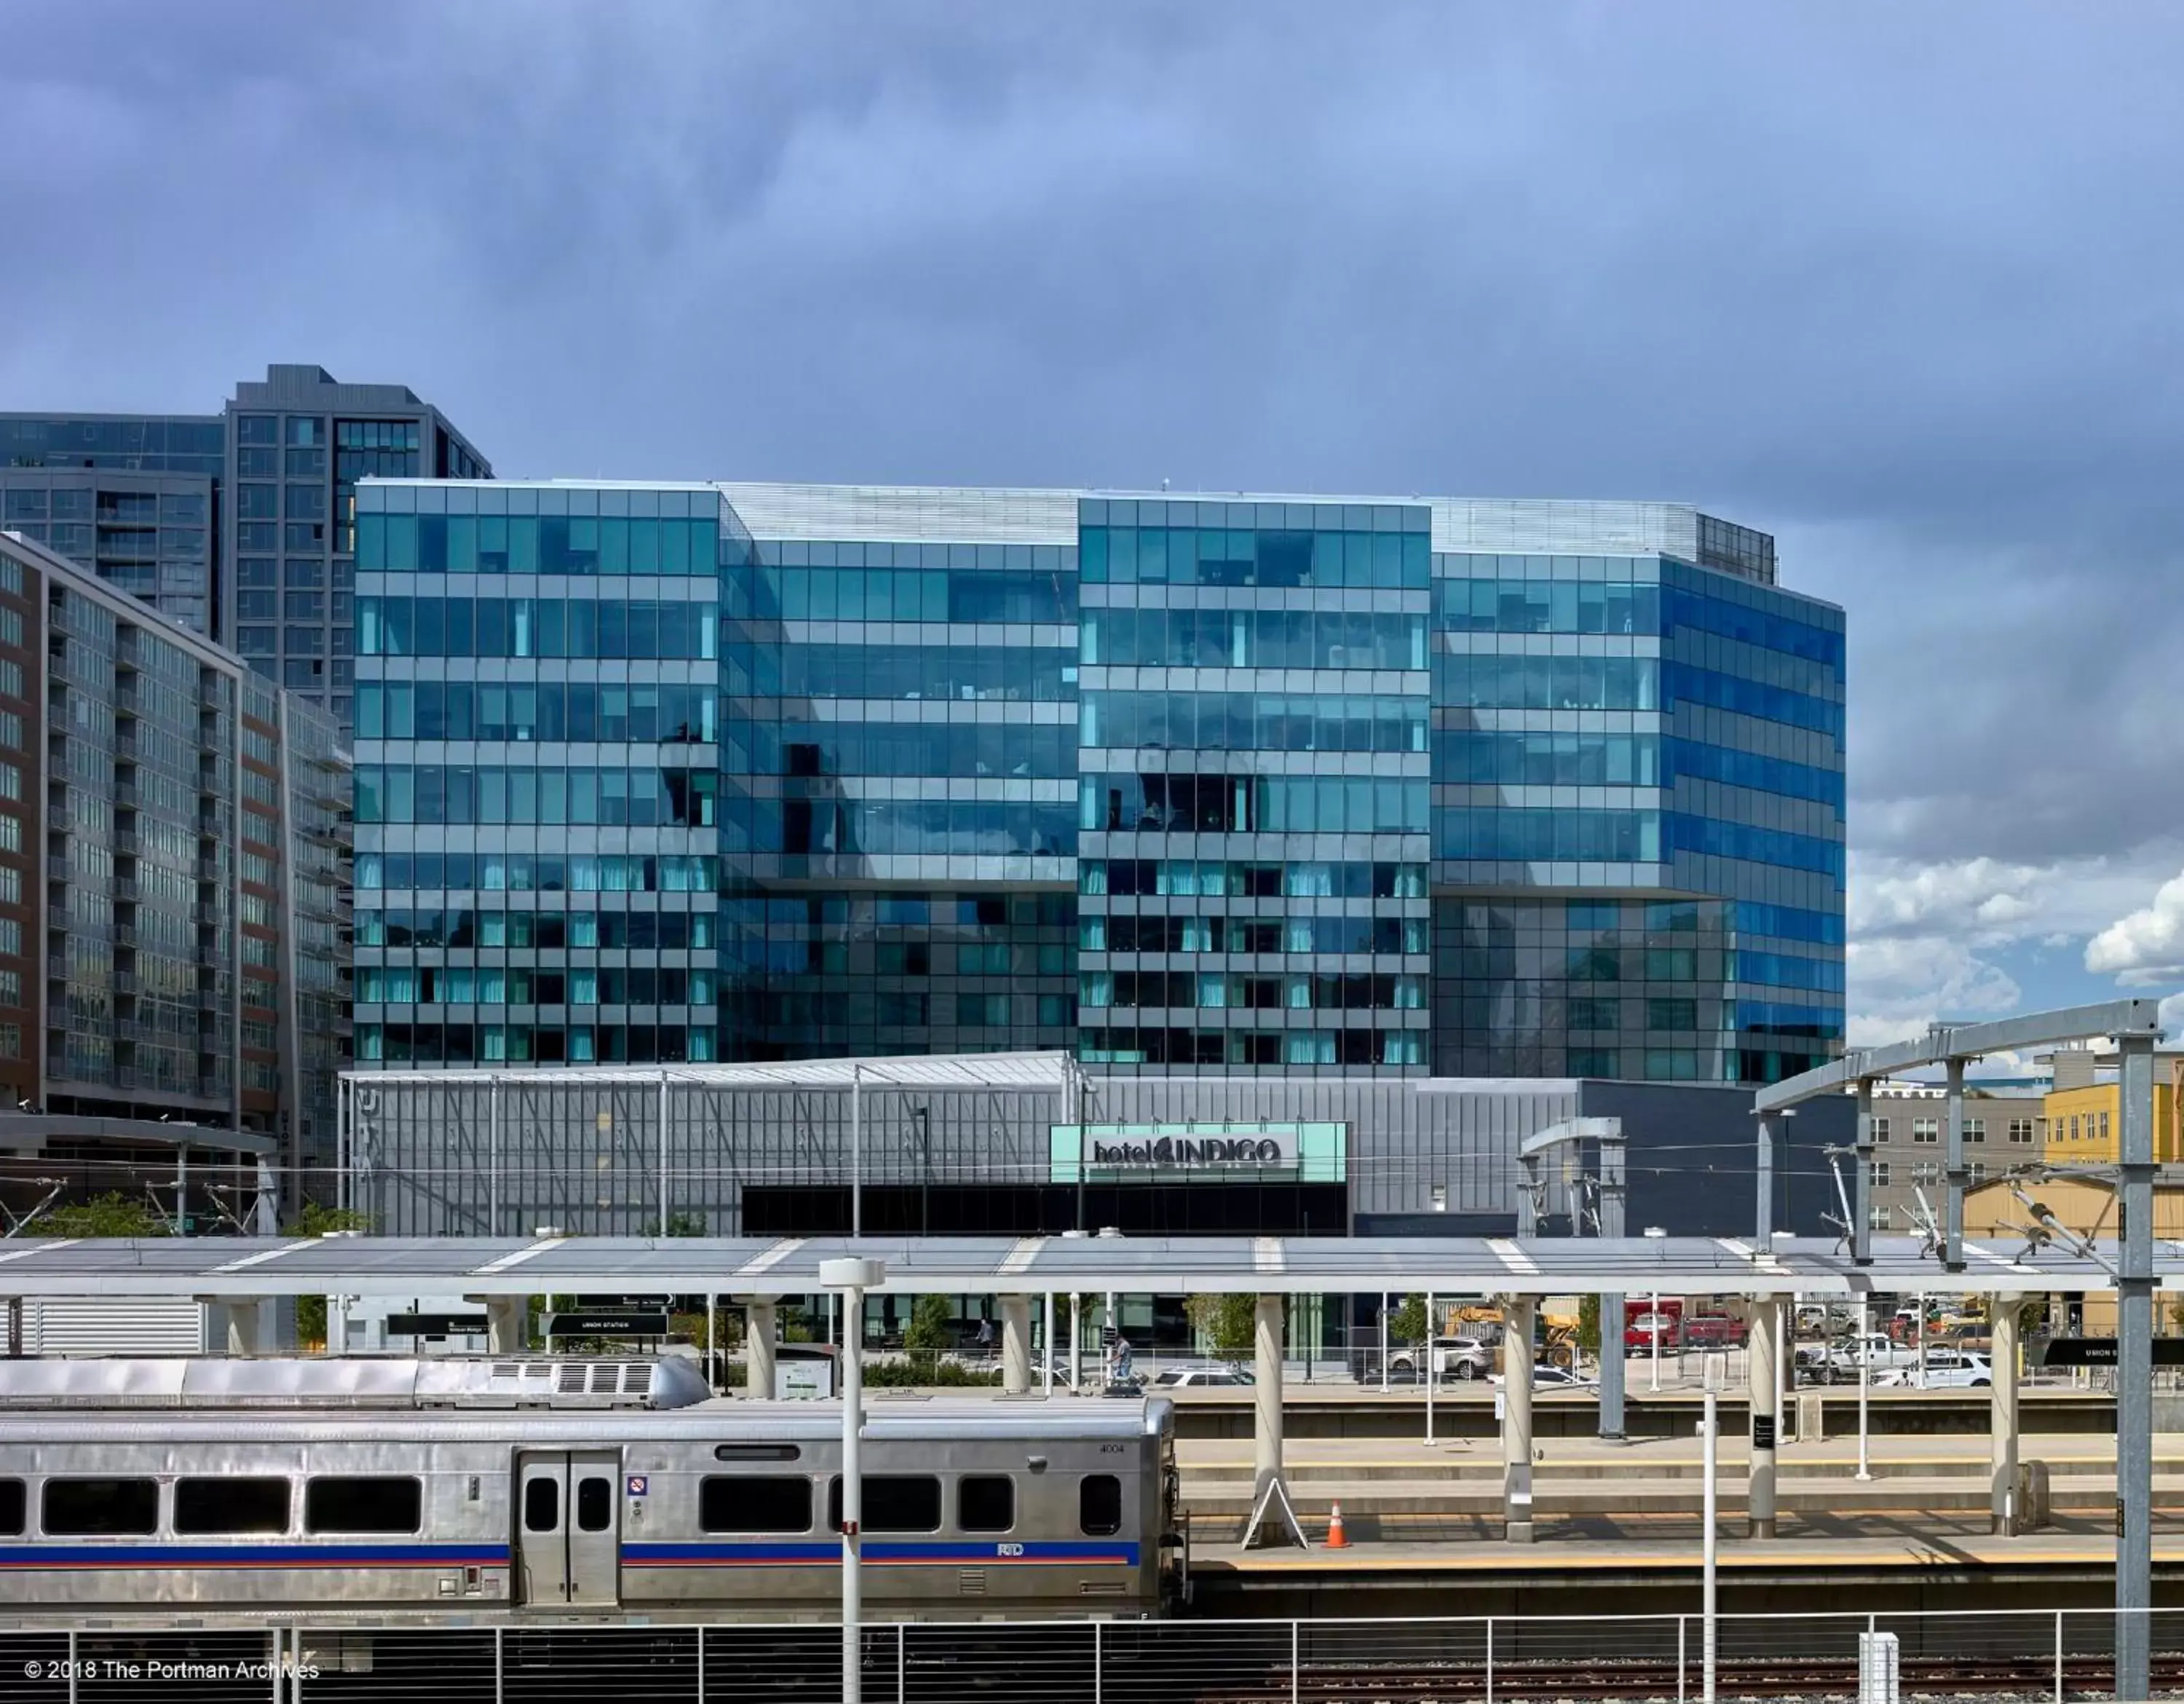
[7,1,2184,998]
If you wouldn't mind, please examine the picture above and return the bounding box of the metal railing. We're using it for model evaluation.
[1,1608,2181,1702]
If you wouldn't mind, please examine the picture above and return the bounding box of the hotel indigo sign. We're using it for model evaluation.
[1086,1130,1297,1173]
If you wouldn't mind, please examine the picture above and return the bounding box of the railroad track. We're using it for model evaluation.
[1168,1651,2184,1701]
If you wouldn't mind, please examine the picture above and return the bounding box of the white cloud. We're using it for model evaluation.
[1845,934,2022,1049]
[2086,868,2184,982]
[1850,855,2046,942]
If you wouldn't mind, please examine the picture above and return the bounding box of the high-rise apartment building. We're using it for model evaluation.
[351,481,1843,1086]
[0,368,490,738]
[0,526,352,1197]
[224,366,489,733]
[0,414,225,636]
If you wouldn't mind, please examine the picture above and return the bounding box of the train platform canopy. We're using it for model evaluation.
[0,1233,2161,1300]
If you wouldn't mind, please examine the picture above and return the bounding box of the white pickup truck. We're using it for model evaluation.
[1824,1333,1920,1381]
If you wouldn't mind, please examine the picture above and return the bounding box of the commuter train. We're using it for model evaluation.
[0,1359,1180,1623]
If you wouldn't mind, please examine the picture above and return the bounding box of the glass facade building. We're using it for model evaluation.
[0,414,225,635]
[354,481,1843,1086]
[1,370,490,737]
[0,526,351,1189]
[352,481,734,1065]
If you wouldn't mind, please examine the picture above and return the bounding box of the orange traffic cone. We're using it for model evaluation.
[1325,1502,1350,1549]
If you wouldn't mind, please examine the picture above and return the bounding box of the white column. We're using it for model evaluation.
[1253,1294,1284,1504]
[1991,1293,2020,1534]
[1503,1295,1535,1543]
[1069,1294,1083,1389]
[1040,1293,1054,1395]
[1002,1294,1032,1395]
[486,1295,526,1355]
[746,1298,778,1397]
[1702,1357,1721,1704]
[1855,1297,1872,1480]
[1425,1291,1436,1444]
[1748,1299,1779,1539]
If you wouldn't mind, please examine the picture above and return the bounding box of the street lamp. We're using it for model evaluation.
[822,1255,885,1704]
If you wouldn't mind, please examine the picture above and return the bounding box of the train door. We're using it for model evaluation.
[515,1450,621,1606]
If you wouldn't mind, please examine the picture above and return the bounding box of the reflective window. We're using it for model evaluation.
[523,1478,558,1532]
[1079,1475,1123,1536]
[305,1476,422,1534]
[827,1475,941,1534]
[700,1476,810,1533]
[43,1479,158,1536]
[174,1477,290,1534]
[958,1475,1014,1533]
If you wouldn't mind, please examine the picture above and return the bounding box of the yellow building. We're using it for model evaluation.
[2039,1066,2184,1163]
[1963,1172,2184,1334]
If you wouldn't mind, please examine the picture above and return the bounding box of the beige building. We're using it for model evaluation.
[1861,1083,2043,1235]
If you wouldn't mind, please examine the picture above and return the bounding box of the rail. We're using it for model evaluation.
[1,1607,2180,1701]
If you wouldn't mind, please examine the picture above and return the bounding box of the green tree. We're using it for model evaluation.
[40,1193,169,1238]
[1388,1293,1428,1345]
[1184,1293,1259,1361]
[640,1212,708,1236]
[291,1203,371,1237]
[285,1204,373,1348]
[903,1293,952,1354]
[901,1293,954,1377]
[1577,1293,1602,1355]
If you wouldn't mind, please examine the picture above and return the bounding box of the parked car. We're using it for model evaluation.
[1682,1314,1746,1349]
[1625,1312,1678,1356]
[1388,1336,1495,1382]
[1493,1365,1597,1391]
[1150,1365,1256,1389]
[1877,1349,1993,1389]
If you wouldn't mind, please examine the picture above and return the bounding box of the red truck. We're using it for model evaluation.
[1625,1297,1682,1353]
[1681,1313,1747,1349]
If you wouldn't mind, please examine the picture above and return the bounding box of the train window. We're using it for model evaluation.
[175,1478,290,1535]
[1080,1474,1123,1537]
[576,1477,612,1533]
[827,1475,941,1534]
[42,1478,158,1537]
[700,1475,810,1533]
[958,1475,1014,1534]
[523,1478,558,1533]
[0,1479,22,1536]
[305,1477,424,1534]
[713,1444,801,1462]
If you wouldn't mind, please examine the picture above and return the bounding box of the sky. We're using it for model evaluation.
[6,1,2183,1060]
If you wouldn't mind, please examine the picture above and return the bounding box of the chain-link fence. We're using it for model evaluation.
[1,1609,2181,1703]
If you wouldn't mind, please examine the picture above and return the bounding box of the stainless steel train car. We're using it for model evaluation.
[0,1361,1178,1624]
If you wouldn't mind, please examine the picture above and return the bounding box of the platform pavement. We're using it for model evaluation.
[1193,1517,2184,1573]
[1176,1429,2167,1474]
[1174,1429,2180,1542]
